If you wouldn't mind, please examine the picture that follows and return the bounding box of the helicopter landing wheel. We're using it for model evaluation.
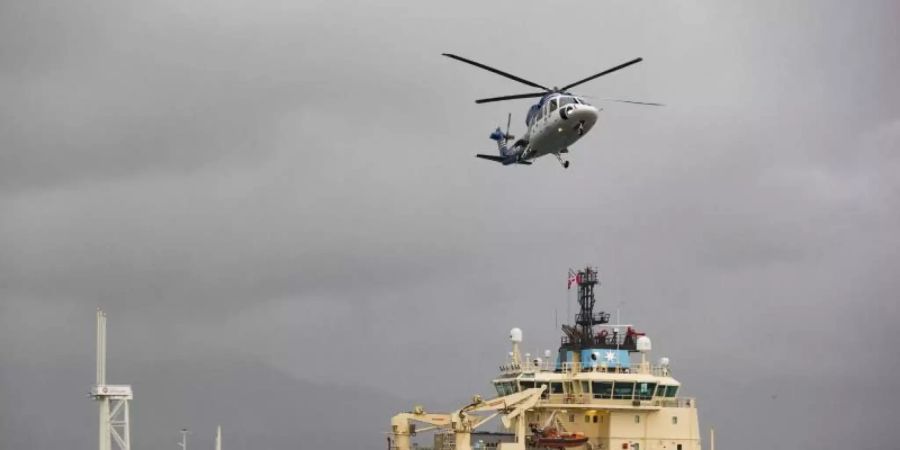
[556,153,570,169]
[564,161,570,169]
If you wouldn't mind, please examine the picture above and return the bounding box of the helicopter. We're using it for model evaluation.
[442,53,661,169]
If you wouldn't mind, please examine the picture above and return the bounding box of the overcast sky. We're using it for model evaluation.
[1,1,899,449]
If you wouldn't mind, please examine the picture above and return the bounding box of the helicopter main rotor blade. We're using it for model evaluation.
[560,57,643,91]
[595,98,664,106]
[442,53,551,91]
[475,92,547,104]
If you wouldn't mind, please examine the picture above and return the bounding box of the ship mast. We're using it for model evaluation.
[575,267,605,342]
[561,267,610,350]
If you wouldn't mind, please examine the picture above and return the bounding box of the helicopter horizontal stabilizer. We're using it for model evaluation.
[476,154,532,165]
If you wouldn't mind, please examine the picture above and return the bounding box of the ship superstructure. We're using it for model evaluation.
[389,267,704,450]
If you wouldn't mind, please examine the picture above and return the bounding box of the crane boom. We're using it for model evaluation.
[389,387,546,450]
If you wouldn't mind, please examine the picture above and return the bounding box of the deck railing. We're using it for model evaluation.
[541,393,697,408]
[501,360,674,376]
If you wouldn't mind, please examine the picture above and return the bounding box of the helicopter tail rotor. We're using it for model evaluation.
[504,112,514,141]
[489,114,515,143]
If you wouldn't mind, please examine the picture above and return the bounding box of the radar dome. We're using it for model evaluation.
[659,357,670,367]
[509,327,523,343]
[636,336,652,352]
[544,350,552,358]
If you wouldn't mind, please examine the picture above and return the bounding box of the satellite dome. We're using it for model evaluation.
[509,327,523,343]
[543,349,552,358]
[636,336,652,352]
[659,357,670,367]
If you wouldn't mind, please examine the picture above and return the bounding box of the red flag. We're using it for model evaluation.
[567,270,578,289]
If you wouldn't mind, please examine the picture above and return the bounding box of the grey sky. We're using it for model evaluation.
[1,1,899,449]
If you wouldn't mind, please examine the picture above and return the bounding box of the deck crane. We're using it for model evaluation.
[389,387,545,450]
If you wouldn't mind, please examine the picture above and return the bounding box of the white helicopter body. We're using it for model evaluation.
[443,53,658,168]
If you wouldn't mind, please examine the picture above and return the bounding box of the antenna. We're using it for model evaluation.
[178,428,189,450]
[554,309,558,336]
[91,308,133,450]
[215,426,222,450]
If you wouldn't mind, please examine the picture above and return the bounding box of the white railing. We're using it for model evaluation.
[653,397,696,408]
[509,361,673,376]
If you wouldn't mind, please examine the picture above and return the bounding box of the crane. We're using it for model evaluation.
[389,387,546,450]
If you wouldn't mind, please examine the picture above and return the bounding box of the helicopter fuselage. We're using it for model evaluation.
[519,94,599,161]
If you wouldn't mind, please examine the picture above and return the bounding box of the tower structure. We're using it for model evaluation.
[561,267,610,350]
[90,308,133,450]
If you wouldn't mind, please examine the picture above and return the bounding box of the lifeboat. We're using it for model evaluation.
[529,427,589,449]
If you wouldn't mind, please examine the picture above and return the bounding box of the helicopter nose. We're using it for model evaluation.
[561,105,598,128]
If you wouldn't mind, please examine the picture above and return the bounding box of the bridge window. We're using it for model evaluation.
[592,382,613,399]
[581,381,590,394]
[637,382,656,400]
[520,381,536,390]
[494,382,518,396]
[550,382,565,394]
[665,386,679,397]
[612,382,635,399]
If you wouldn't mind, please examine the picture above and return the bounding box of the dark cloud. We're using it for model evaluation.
[2,1,900,450]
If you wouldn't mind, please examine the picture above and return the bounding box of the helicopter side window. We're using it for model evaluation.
[549,99,558,114]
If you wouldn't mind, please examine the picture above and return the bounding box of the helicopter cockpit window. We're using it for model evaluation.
[559,96,576,107]
[549,98,559,113]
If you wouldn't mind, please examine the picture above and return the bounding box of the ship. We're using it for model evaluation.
[388,267,707,450]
